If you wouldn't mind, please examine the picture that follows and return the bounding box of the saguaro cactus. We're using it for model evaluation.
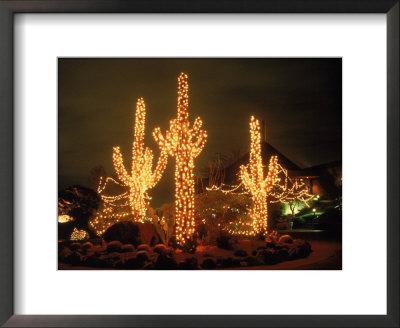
[113,97,168,221]
[153,73,207,247]
[240,116,280,235]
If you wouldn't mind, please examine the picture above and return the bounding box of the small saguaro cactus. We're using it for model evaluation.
[153,73,207,248]
[240,116,280,235]
[112,97,168,221]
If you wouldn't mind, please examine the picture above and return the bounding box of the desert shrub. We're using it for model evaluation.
[58,185,101,237]
[102,221,141,246]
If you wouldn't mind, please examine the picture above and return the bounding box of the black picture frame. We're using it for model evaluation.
[0,1,398,327]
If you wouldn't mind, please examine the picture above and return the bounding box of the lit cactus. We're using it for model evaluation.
[153,73,207,248]
[112,98,168,221]
[240,116,280,235]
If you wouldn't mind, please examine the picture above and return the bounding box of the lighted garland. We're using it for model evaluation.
[70,227,89,241]
[240,116,280,235]
[112,97,168,220]
[269,164,314,208]
[153,73,207,248]
[89,98,168,236]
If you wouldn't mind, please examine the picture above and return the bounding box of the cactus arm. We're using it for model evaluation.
[190,117,203,137]
[191,130,208,158]
[153,127,166,148]
[112,146,131,186]
[263,155,279,191]
[149,150,168,188]
[239,164,253,191]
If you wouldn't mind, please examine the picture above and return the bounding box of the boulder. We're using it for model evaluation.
[81,241,93,250]
[153,244,168,255]
[137,244,151,253]
[121,244,135,253]
[136,250,150,262]
[278,234,293,244]
[106,240,123,253]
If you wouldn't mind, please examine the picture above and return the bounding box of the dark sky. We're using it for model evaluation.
[58,58,341,207]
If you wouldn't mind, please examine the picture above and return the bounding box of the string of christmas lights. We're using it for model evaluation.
[153,73,207,248]
[70,227,89,241]
[269,164,314,207]
[240,116,280,235]
[88,97,168,236]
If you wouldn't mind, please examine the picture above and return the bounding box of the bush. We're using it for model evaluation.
[103,221,141,246]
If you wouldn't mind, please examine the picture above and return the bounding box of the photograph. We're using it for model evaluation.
[58,58,342,270]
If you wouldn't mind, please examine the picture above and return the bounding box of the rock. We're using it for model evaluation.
[103,221,141,246]
[121,244,135,253]
[106,240,123,253]
[201,258,217,269]
[179,257,198,270]
[69,243,81,251]
[136,250,150,262]
[279,234,293,244]
[153,244,168,255]
[154,254,178,270]
[81,241,93,250]
[137,244,151,253]
[233,249,248,257]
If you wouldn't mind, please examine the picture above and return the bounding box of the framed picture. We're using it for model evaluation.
[0,1,398,327]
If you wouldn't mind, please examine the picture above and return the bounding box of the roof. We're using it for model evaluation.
[223,142,301,184]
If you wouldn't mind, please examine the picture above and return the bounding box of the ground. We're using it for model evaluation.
[58,230,342,270]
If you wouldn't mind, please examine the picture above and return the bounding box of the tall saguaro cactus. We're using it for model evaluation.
[113,97,168,221]
[153,73,207,248]
[240,116,280,235]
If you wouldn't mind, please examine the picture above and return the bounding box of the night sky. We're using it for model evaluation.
[58,58,341,207]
